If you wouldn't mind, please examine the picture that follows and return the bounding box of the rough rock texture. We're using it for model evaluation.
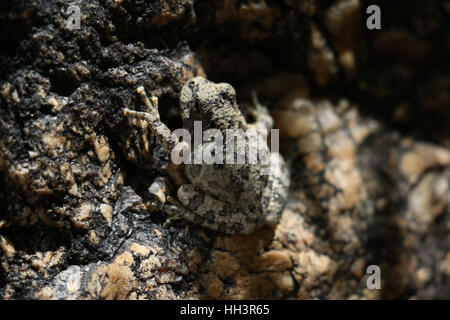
[0,0,449,299]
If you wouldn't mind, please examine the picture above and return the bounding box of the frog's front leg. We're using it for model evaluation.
[163,184,259,235]
[248,91,274,131]
[123,86,178,153]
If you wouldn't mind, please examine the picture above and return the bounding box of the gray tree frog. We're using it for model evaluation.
[123,77,289,234]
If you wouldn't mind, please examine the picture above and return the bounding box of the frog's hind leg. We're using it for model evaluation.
[161,202,232,234]
[162,184,258,235]
[261,153,290,228]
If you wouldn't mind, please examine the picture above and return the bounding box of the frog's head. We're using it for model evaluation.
[179,77,244,132]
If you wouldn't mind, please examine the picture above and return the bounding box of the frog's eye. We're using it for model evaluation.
[219,84,237,103]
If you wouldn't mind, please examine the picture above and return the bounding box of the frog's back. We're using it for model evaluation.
[186,162,267,206]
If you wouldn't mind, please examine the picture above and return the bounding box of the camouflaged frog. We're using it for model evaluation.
[123,77,289,234]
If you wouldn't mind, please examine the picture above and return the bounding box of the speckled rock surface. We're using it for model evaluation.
[0,0,449,299]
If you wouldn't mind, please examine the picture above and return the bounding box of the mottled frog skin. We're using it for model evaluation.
[123,77,289,234]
